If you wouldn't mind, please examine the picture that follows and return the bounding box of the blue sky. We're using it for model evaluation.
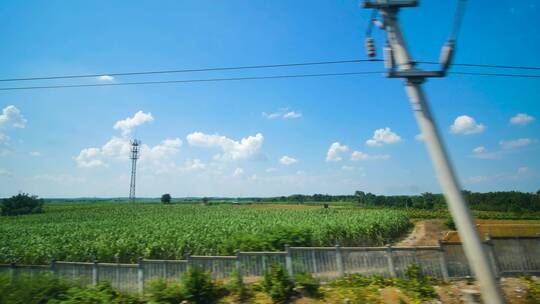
[0,0,538,198]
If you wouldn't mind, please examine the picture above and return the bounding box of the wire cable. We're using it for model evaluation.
[0,71,384,91]
[0,59,382,83]
[2,57,540,84]
[1,70,539,91]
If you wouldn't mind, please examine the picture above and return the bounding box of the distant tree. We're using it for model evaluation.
[1,193,44,216]
[202,197,209,205]
[161,193,171,204]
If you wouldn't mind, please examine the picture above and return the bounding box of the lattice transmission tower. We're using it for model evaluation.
[129,139,141,203]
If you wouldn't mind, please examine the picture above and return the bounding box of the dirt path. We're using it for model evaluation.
[398,219,450,246]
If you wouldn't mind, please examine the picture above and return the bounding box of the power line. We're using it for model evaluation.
[0,71,384,91]
[1,58,539,83]
[1,70,539,91]
[0,59,382,83]
[420,61,540,70]
[450,71,540,78]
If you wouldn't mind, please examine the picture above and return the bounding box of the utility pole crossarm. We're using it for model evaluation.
[362,1,505,303]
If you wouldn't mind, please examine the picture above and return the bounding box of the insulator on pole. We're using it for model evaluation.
[365,37,376,58]
[439,40,455,71]
[373,19,384,29]
[383,43,394,69]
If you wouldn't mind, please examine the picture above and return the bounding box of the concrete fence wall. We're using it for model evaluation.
[0,236,538,294]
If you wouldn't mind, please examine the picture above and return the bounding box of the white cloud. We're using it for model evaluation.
[326,142,349,161]
[75,137,182,170]
[113,111,154,137]
[467,175,490,183]
[517,166,529,174]
[0,168,12,177]
[415,133,424,141]
[97,75,114,81]
[510,113,534,126]
[0,105,27,143]
[472,146,486,154]
[366,128,402,146]
[186,132,263,161]
[280,155,298,165]
[263,109,302,120]
[296,170,305,175]
[232,168,244,177]
[75,147,106,168]
[351,151,390,161]
[266,168,277,173]
[470,146,501,160]
[183,159,206,171]
[341,165,355,171]
[283,111,302,119]
[29,151,41,157]
[0,105,26,129]
[499,138,536,150]
[450,115,485,135]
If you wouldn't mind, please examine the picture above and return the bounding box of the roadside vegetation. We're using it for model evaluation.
[2,266,538,303]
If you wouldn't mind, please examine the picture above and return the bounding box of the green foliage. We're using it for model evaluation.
[1,193,44,216]
[0,204,411,264]
[0,272,72,304]
[396,264,438,302]
[353,190,540,212]
[145,279,184,303]
[160,194,171,205]
[53,282,140,304]
[226,269,250,302]
[445,217,456,230]
[329,266,438,303]
[181,266,219,304]
[521,276,540,304]
[262,264,295,303]
[293,272,319,297]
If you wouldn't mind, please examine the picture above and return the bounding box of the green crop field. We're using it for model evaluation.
[0,203,412,264]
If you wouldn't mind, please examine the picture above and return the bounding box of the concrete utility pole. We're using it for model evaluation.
[362,1,505,303]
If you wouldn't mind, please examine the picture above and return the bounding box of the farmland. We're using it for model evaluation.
[0,203,412,264]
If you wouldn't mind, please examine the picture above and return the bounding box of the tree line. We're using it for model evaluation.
[264,190,540,212]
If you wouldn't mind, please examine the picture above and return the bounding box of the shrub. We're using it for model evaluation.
[263,264,295,303]
[145,279,184,303]
[294,272,319,297]
[0,272,72,304]
[397,264,438,302]
[1,193,44,216]
[56,282,139,304]
[161,194,172,205]
[181,266,218,304]
[522,276,540,303]
[445,217,456,230]
[227,269,250,302]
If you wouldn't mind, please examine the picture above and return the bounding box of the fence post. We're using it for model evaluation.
[137,257,144,294]
[9,262,16,283]
[92,259,99,285]
[50,258,57,275]
[285,244,293,277]
[484,235,501,277]
[437,240,449,281]
[385,245,396,278]
[311,249,318,274]
[335,245,344,277]
[186,253,191,270]
[235,250,242,281]
[115,254,120,288]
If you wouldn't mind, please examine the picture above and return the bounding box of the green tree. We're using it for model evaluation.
[161,193,172,204]
[1,193,44,216]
